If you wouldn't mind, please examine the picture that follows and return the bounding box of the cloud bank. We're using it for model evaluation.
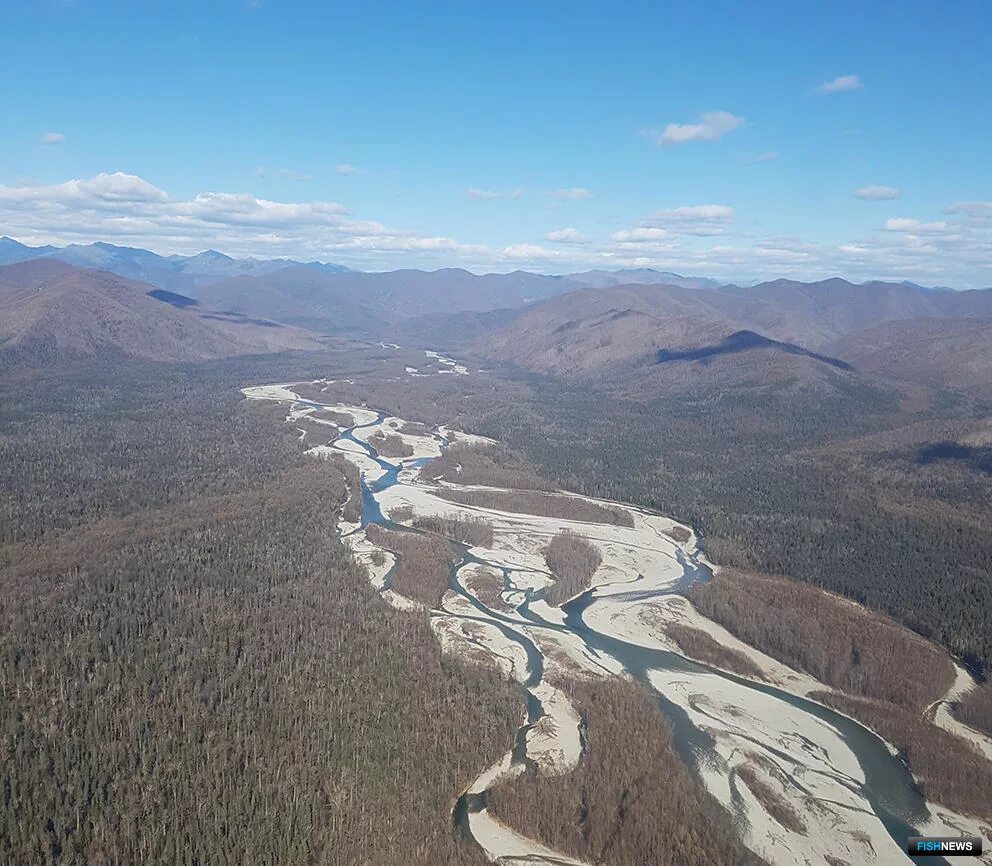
[2,172,989,286]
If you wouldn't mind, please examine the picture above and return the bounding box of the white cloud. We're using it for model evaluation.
[656,204,734,221]
[3,173,989,285]
[638,204,735,236]
[40,132,65,144]
[884,217,947,233]
[754,246,812,261]
[855,184,901,201]
[817,74,863,94]
[0,172,168,206]
[752,151,780,162]
[551,187,593,200]
[944,201,992,218]
[610,227,669,243]
[335,164,364,175]
[653,111,743,145]
[546,227,589,244]
[0,172,487,265]
[500,243,560,261]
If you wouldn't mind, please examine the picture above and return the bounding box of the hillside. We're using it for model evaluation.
[0,260,324,366]
[828,316,992,399]
[475,279,992,384]
[196,266,576,330]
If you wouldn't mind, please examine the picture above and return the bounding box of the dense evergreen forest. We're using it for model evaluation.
[0,357,521,865]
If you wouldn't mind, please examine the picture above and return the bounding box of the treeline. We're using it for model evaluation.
[686,569,954,712]
[543,530,601,607]
[1,357,523,865]
[420,442,554,491]
[435,487,634,526]
[487,679,765,866]
[411,515,494,548]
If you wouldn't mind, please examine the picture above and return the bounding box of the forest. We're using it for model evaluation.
[488,678,765,866]
[0,356,521,865]
[307,349,992,676]
[443,369,992,676]
[687,568,992,819]
[4,342,991,863]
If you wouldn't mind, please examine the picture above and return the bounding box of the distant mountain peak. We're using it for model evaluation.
[190,249,235,261]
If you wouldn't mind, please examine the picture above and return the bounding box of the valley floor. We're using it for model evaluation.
[243,381,992,866]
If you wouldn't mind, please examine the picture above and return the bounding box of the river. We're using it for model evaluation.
[243,383,987,866]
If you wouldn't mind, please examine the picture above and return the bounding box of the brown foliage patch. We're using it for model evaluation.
[412,514,494,547]
[329,454,362,524]
[420,442,553,490]
[735,764,806,833]
[488,679,765,866]
[398,421,429,436]
[369,431,414,458]
[687,569,954,712]
[954,684,992,738]
[293,416,339,445]
[366,524,455,607]
[662,622,766,681]
[314,408,356,427]
[434,487,634,526]
[464,566,514,613]
[544,530,601,606]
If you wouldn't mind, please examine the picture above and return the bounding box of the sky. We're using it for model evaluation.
[1,0,990,286]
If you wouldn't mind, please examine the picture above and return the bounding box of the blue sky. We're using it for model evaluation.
[1,0,990,284]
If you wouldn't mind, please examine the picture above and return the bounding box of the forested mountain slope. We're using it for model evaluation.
[0,260,324,366]
[196,266,576,329]
[475,278,992,376]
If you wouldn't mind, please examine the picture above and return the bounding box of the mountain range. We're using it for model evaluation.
[0,237,350,297]
[471,278,992,400]
[1,237,990,403]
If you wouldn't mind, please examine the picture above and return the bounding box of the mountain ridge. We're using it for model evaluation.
[0,260,325,366]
